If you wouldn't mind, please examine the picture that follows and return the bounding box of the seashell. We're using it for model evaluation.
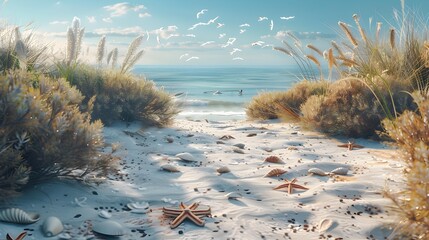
[166,136,174,143]
[57,233,72,239]
[264,156,284,164]
[98,210,112,219]
[225,192,242,200]
[42,216,64,237]
[318,218,334,233]
[216,166,231,174]
[330,167,348,175]
[308,168,328,176]
[175,152,196,162]
[0,208,40,224]
[233,148,244,154]
[127,202,149,210]
[92,220,125,236]
[264,168,287,177]
[161,164,180,172]
[233,143,245,149]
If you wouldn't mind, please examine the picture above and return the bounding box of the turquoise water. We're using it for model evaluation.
[133,66,300,120]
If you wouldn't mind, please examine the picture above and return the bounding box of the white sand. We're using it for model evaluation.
[0,118,404,239]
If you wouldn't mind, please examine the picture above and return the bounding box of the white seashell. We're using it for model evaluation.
[175,152,196,162]
[92,220,125,236]
[127,202,149,210]
[330,167,348,175]
[233,148,244,154]
[264,168,287,177]
[42,216,64,237]
[216,166,231,174]
[0,208,40,224]
[130,208,149,214]
[308,168,328,176]
[225,192,242,200]
[57,233,72,239]
[98,210,112,219]
[161,164,180,172]
[318,218,334,233]
[233,143,245,149]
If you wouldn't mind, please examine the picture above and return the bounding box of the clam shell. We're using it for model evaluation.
[216,166,231,174]
[57,233,72,239]
[42,216,64,237]
[233,143,245,149]
[330,167,348,175]
[92,220,125,236]
[308,168,328,176]
[225,192,242,200]
[264,168,287,177]
[233,148,244,154]
[166,137,174,143]
[127,202,149,210]
[98,210,112,219]
[318,218,334,233]
[161,164,180,172]
[175,152,196,162]
[0,208,40,224]
[264,156,284,164]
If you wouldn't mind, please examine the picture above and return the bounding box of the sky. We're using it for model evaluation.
[0,0,428,66]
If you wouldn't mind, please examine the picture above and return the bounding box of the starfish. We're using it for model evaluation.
[273,178,309,194]
[6,232,27,240]
[162,202,211,229]
[337,139,364,150]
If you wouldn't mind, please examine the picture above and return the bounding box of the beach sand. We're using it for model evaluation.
[0,118,403,239]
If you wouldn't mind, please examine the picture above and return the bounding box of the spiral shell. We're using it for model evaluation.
[92,220,125,236]
[330,167,348,175]
[264,156,284,164]
[308,168,328,176]
[264,168,287,177]
[161,164,180,172]
[216,166,231,174]
[42,216,64,237]
[0,208,40,224]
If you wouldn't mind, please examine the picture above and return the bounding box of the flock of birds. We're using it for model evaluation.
[168,9,295,63]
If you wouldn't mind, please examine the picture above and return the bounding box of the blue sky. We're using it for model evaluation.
[1,0,427,66]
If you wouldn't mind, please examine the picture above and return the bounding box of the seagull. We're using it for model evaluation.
[280,16,295,20]
[196,9,208,19]
[219,33,226,39]
[221,38,236,48]
[146,30,150,41]
[239,23,250,27]
[208,16,219,24]
[201,41,215,46]
[230,48,242,55]
[258,16,268,22]
[251,40,265,46]
[232,57,244,61]
[217,23,225,28]
[186,56,199,62]
[239,29,246,34]
[270,20,274,31]
[188,16,218,30]
[179,53,189,60]
[156,35,160,44]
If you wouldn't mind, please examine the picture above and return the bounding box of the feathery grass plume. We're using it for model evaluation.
[14,40,28,70]
[123,50,144,73]
[306,44,323,56]
[66,27,76,66]
[336,56,358,67]
[352,14,368,44]
[390,28,396,50]
[305,54,323,80]
[327,48,337,80]
[107,49,113,65]
[111,48,118,68]
[65,17,84,66]
[338,21,358,47]
[376,22,382,43]
[273,46,292,56]
[121,35,144,73]
[287,31,302,47]
[422,41,429,68]
[331,40,345,58]
[96,35,106,67]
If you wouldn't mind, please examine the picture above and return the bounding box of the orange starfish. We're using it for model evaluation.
[6,232,27,240]
[337,139,364,150]
[162,202,211,229]
[273,178,309,194]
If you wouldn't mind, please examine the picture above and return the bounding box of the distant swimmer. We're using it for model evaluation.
[213,90,222,95]
[239,89,243,95]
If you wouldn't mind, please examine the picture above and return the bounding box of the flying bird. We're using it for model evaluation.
[201,41,215,46]
[239,23,250,27]
[232,57,244,61]
[156,35,160,44]
[179,53,189,60]
[186,56,199,62]
[146,30,150,41]
[217,23,225,28]
[208,16,219,24]
[280,16,295,20]
[251,41,265,46]
[219,33,226,39]
[230,48,242,55]
[239,29,246,34]
[270,20,274,31]
[221,38,236,48]
[196,9,208,19]
[188,16,218,30]
[258,16,268,22]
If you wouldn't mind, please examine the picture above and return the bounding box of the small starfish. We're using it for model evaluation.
[273,178,309,194]
[162,202,211,229]
[6,232,27,240]
[337,139,364,150]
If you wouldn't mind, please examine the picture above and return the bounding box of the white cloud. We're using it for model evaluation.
[102,17,112,23]
[103,2,146,17]
[138,12,151,18]
[154,26,179,40]
[90,26,144,37]
[87,16,96,23]
[49,21,69,25]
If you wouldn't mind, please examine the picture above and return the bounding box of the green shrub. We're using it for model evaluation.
[383,90,429,239]
[0,71,115,197]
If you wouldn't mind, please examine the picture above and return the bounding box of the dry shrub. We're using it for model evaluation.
[383,90,429,239]
[58,64,178,126]
[0,71,116,198]
[246,80,329,120]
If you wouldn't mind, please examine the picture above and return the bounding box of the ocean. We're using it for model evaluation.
[133,66,300,121]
